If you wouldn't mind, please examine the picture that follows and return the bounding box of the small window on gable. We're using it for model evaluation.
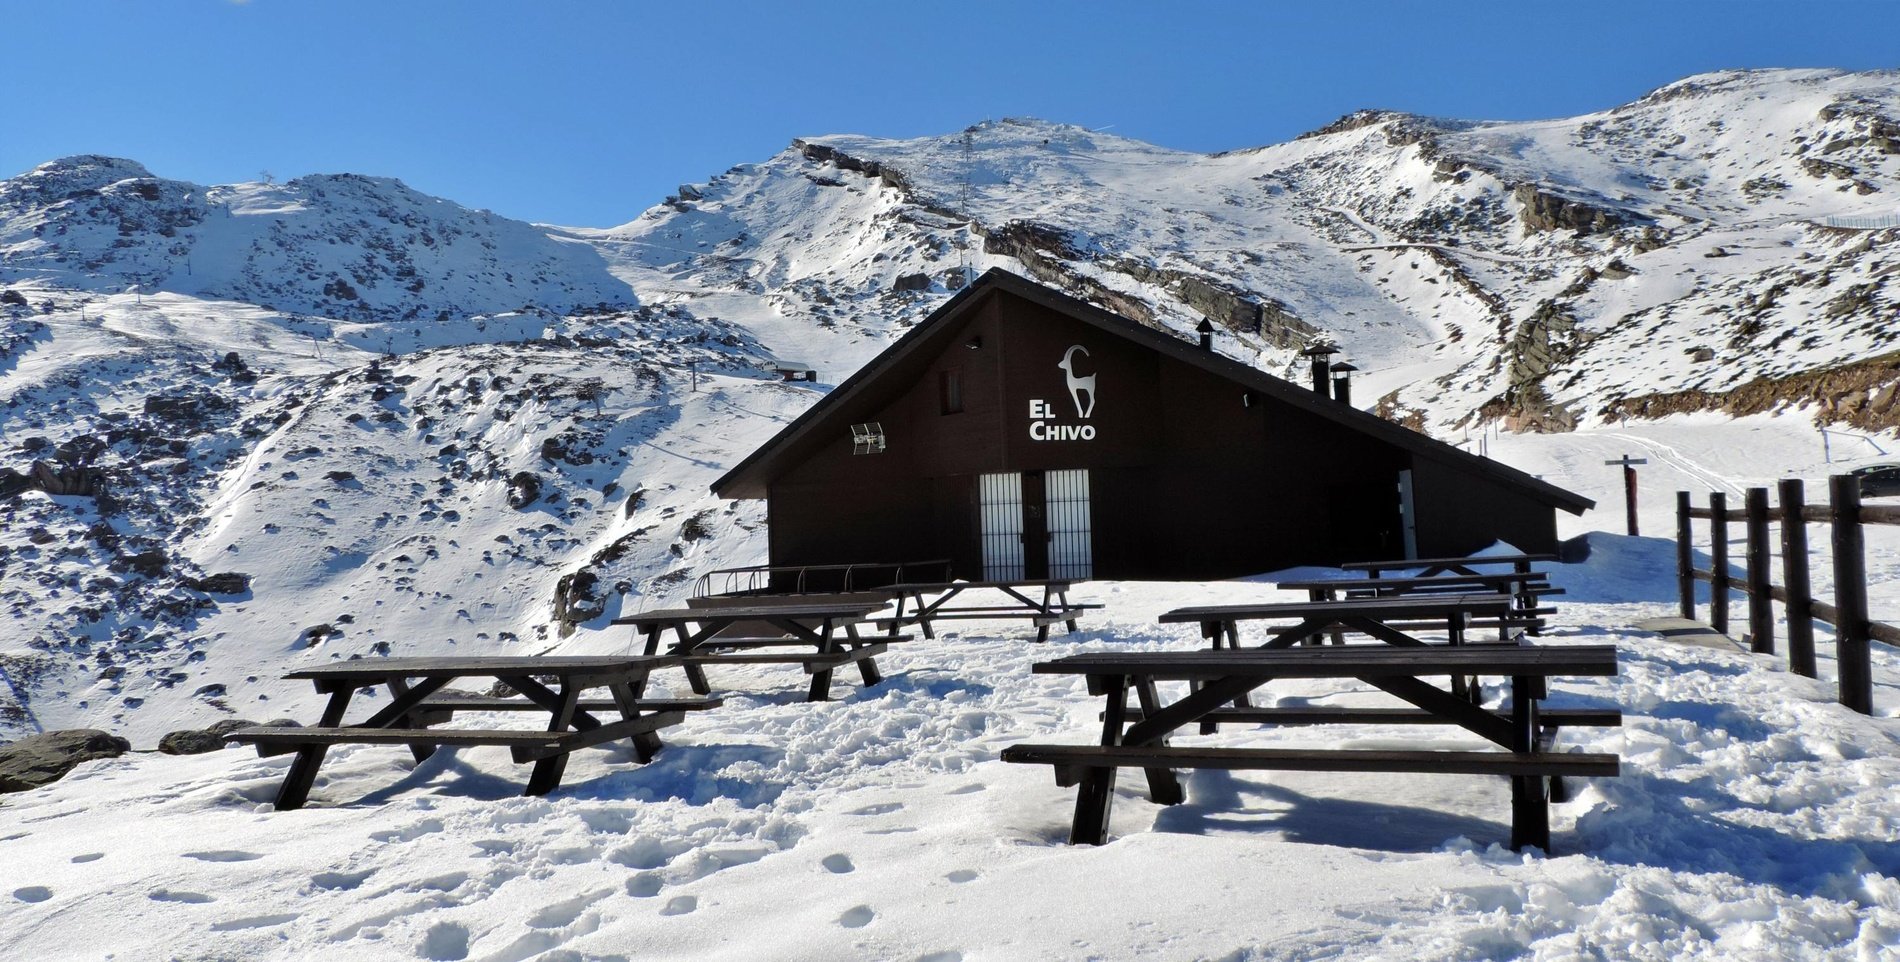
[939,368,964,415]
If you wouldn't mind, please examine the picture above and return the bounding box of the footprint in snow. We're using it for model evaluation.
[529,890,609,928]
[946,783,985,795]
[419,921,470,961]
[839,905,875,929]
[916,953,963,962]
[70,853,103,864]
[945,869,979,883]
[625,874,664,898]
[184,850,263,862]
[660,895,697,916]
[149,889,214,903]
[310,868,376,891]
[850,802,904,816]
[821,854,855,874]
[13,886,52,903]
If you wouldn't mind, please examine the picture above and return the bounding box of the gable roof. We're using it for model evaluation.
[712,268,1594,514]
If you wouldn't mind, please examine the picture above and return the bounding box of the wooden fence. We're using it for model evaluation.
[1676,475,1900,714]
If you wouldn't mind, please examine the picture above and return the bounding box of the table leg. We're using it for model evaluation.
[387,677,435,763]
[1071,674,1127,845]
[807,618,838,702]
[275,688,353,811]
[1508,674,1549,852]
[1133,679,1184,805]
[608,676,662,763]
[674,624,712,695]
[525,682,582,797]
[846,622,883,688]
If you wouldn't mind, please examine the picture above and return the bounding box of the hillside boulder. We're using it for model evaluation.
[0,729,131,793]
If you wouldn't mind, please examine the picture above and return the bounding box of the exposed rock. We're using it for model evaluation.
[506,471,542,509]
[157,729,224,755]
[552,569,605,637]
[1601,348,1900,433]
[0,729,131,793]
[1512,184,1626,235]
[184,572,251,595]
[115,549,169,577]
[893,272,932,293]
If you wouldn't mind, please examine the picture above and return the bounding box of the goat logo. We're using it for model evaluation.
[1057,345,1096,419]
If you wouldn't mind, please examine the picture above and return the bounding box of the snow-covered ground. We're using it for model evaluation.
[5,412,1899,962]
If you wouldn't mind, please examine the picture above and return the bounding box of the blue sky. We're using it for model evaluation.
[3,1,1895,226]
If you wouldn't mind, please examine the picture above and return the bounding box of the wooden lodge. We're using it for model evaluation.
[711,269,1592,583]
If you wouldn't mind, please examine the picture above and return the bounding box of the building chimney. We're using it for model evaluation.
[1196,318,1215,351]
[1330,361,1358,406]
[1298,341,1340,400]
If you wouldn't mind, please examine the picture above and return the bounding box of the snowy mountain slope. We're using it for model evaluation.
[0,156,635,320]
[589,68,1897,436]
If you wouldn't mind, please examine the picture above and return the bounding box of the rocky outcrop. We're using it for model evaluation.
[506,471,542,509]
[0,729,130,793]
[158,718,281,755]
[1600,349,1900,432]
[552,569,606,637]
[1512,184,1628,235]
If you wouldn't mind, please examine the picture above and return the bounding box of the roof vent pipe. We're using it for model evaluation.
[1298,340,1340,400]
[1196,318,1215,351]
[1330,361,1358,407]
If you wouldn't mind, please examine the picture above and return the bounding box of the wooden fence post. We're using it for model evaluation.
[1744,487,1774,655]
[1778,478,1816,678]
[1709,491,1730,636]
[1830,474,1871,714]
[1676,491,1695,620]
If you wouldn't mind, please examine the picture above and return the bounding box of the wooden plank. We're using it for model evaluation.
[1001,743,1621,777]
[1277,573,1547,592]
[1341,553,1556,572]
[511,711,688,762]
[681,643,887,671]
[227,726,566,758]
[612,602,886,626]
[418,697,723,713]
[1115,706,1623,727]
[1031,644,1620,679]
[1160,594,1513,624]
[284,655,678,682]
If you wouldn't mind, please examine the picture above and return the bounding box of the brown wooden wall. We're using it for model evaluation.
[764,288,1560,582]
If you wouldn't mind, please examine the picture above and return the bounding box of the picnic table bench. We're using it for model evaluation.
[225,655,691,810]
[613,600,895,701]
[875,579,1100,642]
[1002,643,1621,851]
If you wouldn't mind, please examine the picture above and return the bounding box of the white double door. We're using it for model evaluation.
[979,469,1092,581]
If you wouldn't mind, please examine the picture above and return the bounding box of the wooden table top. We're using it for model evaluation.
[1032,644,1619,679]
[1158,593,1515,624]
[1342,553,1558,571]
[284,654,680,681]
[1275,572,1551,591]
[882,579,1081,591]
[611,601,889,626]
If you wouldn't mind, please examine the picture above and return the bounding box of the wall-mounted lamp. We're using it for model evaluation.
[1242,391,1256,408]
[964,336,983,350]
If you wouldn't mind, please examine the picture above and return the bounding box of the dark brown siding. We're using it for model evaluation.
[760,286,1561,582]
[1409,456,1560,556]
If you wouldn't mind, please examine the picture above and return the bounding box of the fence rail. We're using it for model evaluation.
[1676,474,1897,713]
[692,558,953,598]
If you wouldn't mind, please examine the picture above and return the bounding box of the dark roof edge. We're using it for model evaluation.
[709,272,1003,497]
[714,268,1596,515]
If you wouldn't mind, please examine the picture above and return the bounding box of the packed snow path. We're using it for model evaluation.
[4,552,1898,962]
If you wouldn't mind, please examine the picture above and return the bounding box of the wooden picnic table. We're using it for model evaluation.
[613,600,892,702]
[1343,552,1558,578]
[1159,594,1516,649]
[878,579,1100,642]
[1276,572,1562,633]
[225,655,690,810]
[1001,643,1621,851]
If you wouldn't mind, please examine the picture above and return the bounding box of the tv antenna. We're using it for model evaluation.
[957,128,976,278]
